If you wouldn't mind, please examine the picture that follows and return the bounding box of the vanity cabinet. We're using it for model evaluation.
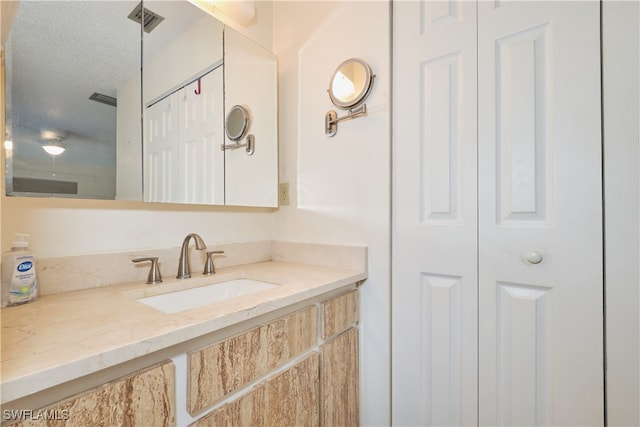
[187,305,318,414]
[9,361,175,427]
[321,290,360,426]
[192,353,319,427]
[322,288,359,339]
[2,287,360,427]
[189,290,359,426]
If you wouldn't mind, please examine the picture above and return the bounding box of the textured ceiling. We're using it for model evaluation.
[8,0,205,147]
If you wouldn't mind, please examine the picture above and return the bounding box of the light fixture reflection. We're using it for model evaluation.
[4,130,12,150]
[42,141,66,156]
[332,71,356,101]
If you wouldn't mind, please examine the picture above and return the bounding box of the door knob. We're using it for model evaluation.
[525,251,543,264]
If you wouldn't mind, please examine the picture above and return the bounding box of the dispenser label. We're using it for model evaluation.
[17,261,33,272]
[8,255,37,304]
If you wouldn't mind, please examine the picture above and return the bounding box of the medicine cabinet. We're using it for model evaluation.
[3,0,278,207]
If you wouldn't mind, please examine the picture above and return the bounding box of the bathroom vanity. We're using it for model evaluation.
[0,242,366,426]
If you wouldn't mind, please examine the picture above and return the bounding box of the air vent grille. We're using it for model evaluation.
[128,2,165,33]
[89,92,117,107]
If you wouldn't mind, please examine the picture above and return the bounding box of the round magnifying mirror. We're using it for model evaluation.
[328,58,374,109]
[225,105,250,141]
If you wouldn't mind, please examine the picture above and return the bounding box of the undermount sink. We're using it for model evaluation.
[137,279,278,314]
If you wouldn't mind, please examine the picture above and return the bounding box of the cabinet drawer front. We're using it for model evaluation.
[191,353,319,427]
[322,290,359,339]
[10,361,175,427]
[188,305,318,414]
[321,328,360,427]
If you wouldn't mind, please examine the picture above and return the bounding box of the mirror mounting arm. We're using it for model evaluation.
[325,104,367,137]
[221,134,255,155]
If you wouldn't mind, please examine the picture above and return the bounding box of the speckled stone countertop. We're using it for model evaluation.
[1,259,366,404]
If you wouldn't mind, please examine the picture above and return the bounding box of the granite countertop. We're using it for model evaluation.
[0,260,366,404]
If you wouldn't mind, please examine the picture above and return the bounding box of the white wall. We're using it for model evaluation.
[603,2,640,425]
[272,2,391,425]
[1,198,274,257]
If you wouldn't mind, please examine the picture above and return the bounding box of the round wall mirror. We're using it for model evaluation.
[328,58,374,109]
[225,105,250,141]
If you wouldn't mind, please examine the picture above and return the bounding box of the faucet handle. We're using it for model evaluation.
[203,251,225,275]
[132,257,163,284]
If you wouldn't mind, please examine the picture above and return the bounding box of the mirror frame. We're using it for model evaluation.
[225,104,250,141]
[328,58,374,110]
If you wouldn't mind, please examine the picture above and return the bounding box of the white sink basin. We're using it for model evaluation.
[137,279,278,314]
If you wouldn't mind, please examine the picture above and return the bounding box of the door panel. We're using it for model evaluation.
[494,23,550,224]
[477,2,603,425]
[393,1,603,426]
[178,71,224,205]
[392,1,478,425]
[145,94,178,203]
[144,69,224,204]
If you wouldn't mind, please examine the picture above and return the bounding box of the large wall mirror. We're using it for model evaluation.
[3,0,278,207]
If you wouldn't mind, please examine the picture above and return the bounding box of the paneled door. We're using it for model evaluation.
[477,2,603,425]
[392,1,479,425]
[145,93,179,203]
[177,71,225,205]
[392,1,603,425]
[144,67,224,204]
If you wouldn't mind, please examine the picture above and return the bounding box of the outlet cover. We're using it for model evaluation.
[279,183,290,206]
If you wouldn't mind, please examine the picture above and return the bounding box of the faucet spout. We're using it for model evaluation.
[177,233,207,279]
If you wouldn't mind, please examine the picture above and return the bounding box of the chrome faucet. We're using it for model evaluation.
[176,233,207,279]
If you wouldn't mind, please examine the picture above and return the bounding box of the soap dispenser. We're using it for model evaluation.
[1,233,39,307]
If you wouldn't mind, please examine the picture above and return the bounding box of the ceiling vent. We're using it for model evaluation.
[89,92,117,107]
[128,2,165,33]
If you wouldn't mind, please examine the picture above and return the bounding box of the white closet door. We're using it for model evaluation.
[392,1,478,425]
[177,69,224,205]
[144,68,224,204]
[144,94,179,203]
[477,2,603,425]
